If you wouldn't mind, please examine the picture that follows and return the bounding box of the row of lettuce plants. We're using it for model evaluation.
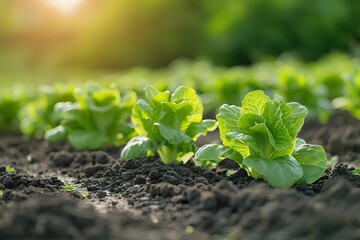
[115,53,360,122]
[120,86,327,188]
[2,54,360,188]
[1,54,360,138]
[0,81,331,188]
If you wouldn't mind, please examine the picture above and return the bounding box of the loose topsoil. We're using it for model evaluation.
[1,110,360,240]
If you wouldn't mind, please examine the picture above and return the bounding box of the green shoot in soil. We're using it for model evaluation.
[5,166,15,173]
[62,184,77,191]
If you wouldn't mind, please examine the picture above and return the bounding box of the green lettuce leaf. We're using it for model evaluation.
[186,120,217,140]
[217,104,241,145]
[240,90,269,115]
[195,144,243,167]
[293,144,327,183]
[121,136,158,160]
[243,155,303,188]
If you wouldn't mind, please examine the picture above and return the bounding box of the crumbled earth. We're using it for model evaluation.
[1,110,360,239]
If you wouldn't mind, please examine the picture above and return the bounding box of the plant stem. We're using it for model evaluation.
[158,144,178,164]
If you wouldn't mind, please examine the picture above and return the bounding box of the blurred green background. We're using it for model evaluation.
[1,0,360,85]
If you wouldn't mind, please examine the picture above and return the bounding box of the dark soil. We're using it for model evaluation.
[1,110,360,239]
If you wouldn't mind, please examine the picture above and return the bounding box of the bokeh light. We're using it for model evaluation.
[42,0,83,14]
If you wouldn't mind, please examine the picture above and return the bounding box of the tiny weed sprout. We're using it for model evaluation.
[45,84,137,150]
[185,226,194,234]
[5,166,15,173]
[195,90,327,188]
[81,192,90,198]
[353,168,360,174]
[62,184,77,191]
[121,85,217,164]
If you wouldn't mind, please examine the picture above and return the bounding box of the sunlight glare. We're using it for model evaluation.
[43,0,83,13]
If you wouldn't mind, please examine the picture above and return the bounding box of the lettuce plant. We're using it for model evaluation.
[45,84,136,150]
[195,90,327,188]
[121,85,217,164]
[276,66,331,123]
[333,73,360,119]
[19,84,75,138]
[0,89,30,133]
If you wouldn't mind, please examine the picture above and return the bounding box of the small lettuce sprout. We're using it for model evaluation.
[195,90,327,188]
[121,85,217,164]
[45,84,136,150]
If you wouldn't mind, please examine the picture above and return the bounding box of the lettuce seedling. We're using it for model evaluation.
[121,85,217,164]
[45,84,136,150]
[195,90,327,188]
